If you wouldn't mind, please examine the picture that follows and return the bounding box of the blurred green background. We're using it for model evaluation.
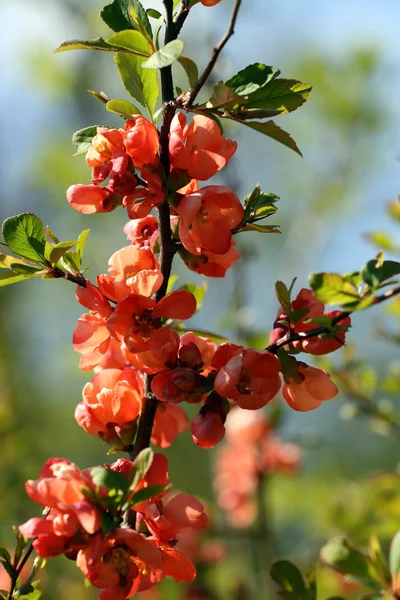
[1,0,400,598]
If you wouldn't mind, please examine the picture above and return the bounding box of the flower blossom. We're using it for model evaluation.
[169,113,237,180]
[282,362,339,411]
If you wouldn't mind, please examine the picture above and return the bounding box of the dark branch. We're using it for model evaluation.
[267,285,400,354]
[185,0,242,107]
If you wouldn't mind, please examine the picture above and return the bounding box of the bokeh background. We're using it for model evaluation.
[1,0,400,598]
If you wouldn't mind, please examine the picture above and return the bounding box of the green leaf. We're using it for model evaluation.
[275,281,292,314]
[146,8,162,19]
[2,213,46,264]
[236,119,302,156]
[88,90,110,105]
[309,272,360,305]
[106,98,142,118]
[320,538,381,589]
[241,223,280,234]
[114,53,159,117]
[206,82,243,109]
[76,229,90,259]
[178,282,207,309]
[90,467,128,492]
[361,259,400,289]
[0,549,11,563]
[243,185,279,222]
[127,448,154,493]
[389,529,400,578]
[100,0,135,32]
[72,126,98,156]
[242,78,312,114]
[107,30,151,57]
[130,483,171,507]
[9,263,43,275]
[178,56,199,88]
[367,230,396,251]
[270,560,307,592]
[128,0,153,42]
[143,39,184,69]
[225,63,280,96]
[54,36,148,55]
[0,271,41,287]
[49,241,77,265]
[0,253,29,269]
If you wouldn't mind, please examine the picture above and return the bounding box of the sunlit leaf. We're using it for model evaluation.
[114,53,159,117]
[143,39,184,69]
[2,213,46,264]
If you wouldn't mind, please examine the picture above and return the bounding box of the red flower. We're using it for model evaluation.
[151,402,189,448]
[107,291,197,354]
[282,363,338,411]
[67,184,117,215]
[178,186,244,256]
[123,171,166,219]
[124,215,159,247]
[169,113,237,180]
[213,346,281,409]
[75,367,143,447]
[76,529,162,599]
[124,116,160,169]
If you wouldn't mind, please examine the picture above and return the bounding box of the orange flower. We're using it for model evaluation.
[180,240,240,278]
[201,0,222,5]
[107,291,197,353]
[124,116,160,169]
[139,538,197,590]
[124,215,159,247]
[178,186,243,256]
[76,529,162,599]
[73,282,113,371]
[213,347,281,409]
[123,171,166,219]
[101,245,163,299]
[75,367,143,448]
[134,455,208,542]
[67,184,117,214]
[20,458,102,556]
[151,402,189,448]
[123,329,181,375]
[86,127,127,171]
[169,113,237,180]
[282,363,338,411]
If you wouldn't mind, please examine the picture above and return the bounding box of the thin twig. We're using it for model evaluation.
[267,285,400,354]
[186,0,242,107]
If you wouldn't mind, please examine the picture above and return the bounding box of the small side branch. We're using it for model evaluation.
[186,0,242,107]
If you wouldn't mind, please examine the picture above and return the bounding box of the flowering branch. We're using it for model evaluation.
[267,284,400,355]
[186,0,243,106]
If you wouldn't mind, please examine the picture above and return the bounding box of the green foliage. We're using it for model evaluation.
[242,185,279,225]
[275,281,292,315]
[129,483,171,507]
[114,53,159,117]
[225,63,281,96]
[54,36,151,56]
[3,214,46,264]
[238,119,303,155]
[178,282,207,309]
[129,0,153,42]
[106,98,142,118]
[100,0,136,32]
[178,56,199,88]
[90,466,129,492]
[143,39,184,69]
[361,258,400,289]
[309,272,361,305]
[107,30,152,56]
[389,529,400,580]
[320,537,381,590]
[126,448,154,496]
[72,126,98,156]
[270,560,315,599]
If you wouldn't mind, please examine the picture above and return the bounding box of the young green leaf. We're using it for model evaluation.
[146,8,162,19]
[91,467,129,492]
[100,0,135,32]
[76,229,90,259]
[143,39,184,69]
[389,529,400,580]
[206,83,242,110]
[275,281,292,314]
[114,53,159,117]
[72,126,98,155]
[320,537,381,589]
[49,241,77,265]
[54,37,143,54]
[129,483,171,507]
[127,447,154,493]
[270,560,307,592]
[361,258,400,289]
[178,56,199,88]
[0,271,42,287]
[106,98,142,118]
[309,272,360,305]
[226,63,280,96]
[235,119,302,156]
[128,0,153,42]
[243,79,312,114]
[0,253,29,269]
[107,30,152,57]
[9,263,43,275]
[2,213,46,264]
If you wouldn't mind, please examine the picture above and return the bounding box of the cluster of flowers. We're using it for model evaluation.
[19,454,208,599]
[214,409,301,528]
[73,268,350,452]
[67,112,241,278]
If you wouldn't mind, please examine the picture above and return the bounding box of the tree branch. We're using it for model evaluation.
[267,285,400,354]
[185,0,242,107]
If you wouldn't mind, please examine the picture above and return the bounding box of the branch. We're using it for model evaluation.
[267,285,400,354]
[185,0,243,107]
[174,0,191,36]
